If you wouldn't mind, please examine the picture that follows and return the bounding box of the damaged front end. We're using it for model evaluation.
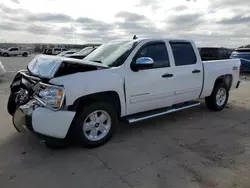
[7,70,40,116]
[8,70,75,140]
[8,70,66,133]
[8,54,108,116]
[8,54,108,138]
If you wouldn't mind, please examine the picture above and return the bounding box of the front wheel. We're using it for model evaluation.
[205,83,229,111]
[73,102,118,148]
[3,53,9,57]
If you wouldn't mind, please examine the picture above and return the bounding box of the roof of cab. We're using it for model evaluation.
[133,38,194,43]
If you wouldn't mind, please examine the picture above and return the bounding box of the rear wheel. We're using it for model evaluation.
[22,52,28,57]
[205,83,229,111]
[73,102,118,148]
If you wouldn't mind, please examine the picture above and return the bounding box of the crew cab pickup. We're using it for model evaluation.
[3,47,30,57]
[7,38,241,148]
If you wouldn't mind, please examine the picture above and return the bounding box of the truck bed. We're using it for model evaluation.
[200,59,241,98]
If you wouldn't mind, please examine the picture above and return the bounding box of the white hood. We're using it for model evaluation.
[27,54,108,79]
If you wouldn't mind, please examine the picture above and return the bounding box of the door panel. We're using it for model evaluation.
[13,48,19,55]
[170,42,203,104]
[172,65,203,104]
[125,68,174,115]
[125,42,174,115]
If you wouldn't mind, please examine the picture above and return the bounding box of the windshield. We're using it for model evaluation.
[84,40,138,67]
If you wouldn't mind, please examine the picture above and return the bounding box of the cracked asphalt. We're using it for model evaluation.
[0,55,250,188]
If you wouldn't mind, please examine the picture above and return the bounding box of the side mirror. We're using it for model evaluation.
[131,57,154,71]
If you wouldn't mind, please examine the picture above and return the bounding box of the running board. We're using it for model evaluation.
[126,101,200,123]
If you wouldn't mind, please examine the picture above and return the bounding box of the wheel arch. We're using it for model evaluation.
[68,91,122,117]
[3,52,9,56]
[213,74,233,90]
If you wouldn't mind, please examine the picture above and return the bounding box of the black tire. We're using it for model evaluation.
[205,82,229,111]
[7,93,17,116]
[73,102,118,148]
[3,53,9,57]
[22,53,28,57]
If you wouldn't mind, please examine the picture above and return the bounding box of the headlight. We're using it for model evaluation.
[38,87,64,108]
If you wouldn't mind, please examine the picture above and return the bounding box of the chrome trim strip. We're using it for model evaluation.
[128,102,200,123]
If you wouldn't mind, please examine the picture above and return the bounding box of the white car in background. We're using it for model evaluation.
[2,47,30,57]
[0,60,6,77]
[57,50,77,57]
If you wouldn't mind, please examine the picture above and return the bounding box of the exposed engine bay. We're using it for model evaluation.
[7,71,37,115]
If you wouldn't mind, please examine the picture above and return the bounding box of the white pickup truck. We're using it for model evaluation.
[2,47,30,57]
[7,38,241,148]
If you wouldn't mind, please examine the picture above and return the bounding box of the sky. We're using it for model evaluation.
[0,0,249,47]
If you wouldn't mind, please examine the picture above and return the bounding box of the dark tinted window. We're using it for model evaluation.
[218,48,229,57]
[62,49,68,51]
[170,42,196,66]
[137,43,170,68]
[235,48,250,52]
[54,48,61,51]
[9,48,18,51]
[199,48,219,57]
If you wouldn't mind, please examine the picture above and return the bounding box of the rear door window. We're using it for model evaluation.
[170,42,197,66]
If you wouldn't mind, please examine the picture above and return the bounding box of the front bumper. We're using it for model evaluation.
[13,103,76,139]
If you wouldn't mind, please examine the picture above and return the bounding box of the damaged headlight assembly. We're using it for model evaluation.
[34,82,65,110]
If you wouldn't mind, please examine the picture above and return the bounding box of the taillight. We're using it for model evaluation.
[233,66,238,70]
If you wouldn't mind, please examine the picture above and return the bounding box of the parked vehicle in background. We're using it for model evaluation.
[0,60,6,77]
[43,48,68,55]
[64,46,98,59]
[2,47,30,57]
[0,48,5,56]
[230,48,250,72]
[8,38,241,148]
[199,47,232,61]
[57,50,77,57]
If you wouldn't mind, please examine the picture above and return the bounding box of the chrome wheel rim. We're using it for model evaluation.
[83,110,111,141]
[216,88,227,106]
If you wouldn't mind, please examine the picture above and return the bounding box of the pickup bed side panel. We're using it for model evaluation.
[49,69,127,117]
[200,59,241,98]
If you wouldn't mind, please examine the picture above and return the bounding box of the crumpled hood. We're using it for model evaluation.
[27,54,108,79]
